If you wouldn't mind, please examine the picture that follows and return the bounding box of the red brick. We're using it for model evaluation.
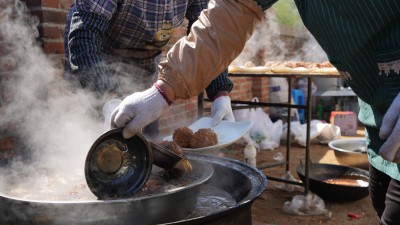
[21,0,41,8]
[42,41,64,54]
[0,137,16,151]
[59,0,74,10]
[42,10,67,24]
[38,25,64,39]
[42,0,59,8]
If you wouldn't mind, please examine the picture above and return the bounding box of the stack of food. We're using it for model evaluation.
[228,60,339,74]
[172,127,218,149]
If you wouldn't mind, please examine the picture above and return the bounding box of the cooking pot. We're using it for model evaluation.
[296,160,369,202]
[0,153,267,225]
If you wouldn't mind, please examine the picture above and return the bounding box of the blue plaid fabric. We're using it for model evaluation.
[65,0,232,97]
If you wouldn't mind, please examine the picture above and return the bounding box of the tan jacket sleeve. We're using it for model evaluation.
[158,0,264,99]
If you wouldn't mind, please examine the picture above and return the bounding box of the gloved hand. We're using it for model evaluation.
[211,95,235,126]
[379,93,400,163]
[110,86,169,138]
[102,98,122,130]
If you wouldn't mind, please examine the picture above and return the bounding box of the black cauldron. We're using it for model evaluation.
[0,153,267,225]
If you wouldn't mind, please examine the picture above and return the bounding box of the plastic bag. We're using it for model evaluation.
[283,193,331,217]
[233,103,251,123]
[248,98,270,144]
[268,77,297,118]
[290,120,341,147]
[259,119,283,150]
[233,97,283,150]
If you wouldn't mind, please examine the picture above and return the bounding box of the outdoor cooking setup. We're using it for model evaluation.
[0,128,267,225]
[0,71,369,224]
[198,71,370,202]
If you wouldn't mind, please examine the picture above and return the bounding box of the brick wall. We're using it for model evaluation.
[22,0,72,68]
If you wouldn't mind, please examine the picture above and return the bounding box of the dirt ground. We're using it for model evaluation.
[215,127,377,225]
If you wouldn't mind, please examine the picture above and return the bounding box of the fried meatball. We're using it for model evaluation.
[189,128,218,148]
[158,141,183,156]
[173,127,194,148]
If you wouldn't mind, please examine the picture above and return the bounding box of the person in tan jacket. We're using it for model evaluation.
[110,0,265,138]
[109,0,400,224]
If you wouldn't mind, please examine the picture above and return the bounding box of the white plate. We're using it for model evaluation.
[164,117,251,152]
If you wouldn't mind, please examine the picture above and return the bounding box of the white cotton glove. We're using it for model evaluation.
[102,98,122,130]
[110,86,169,138]
[211,95,235,126]
[379,93,400,163]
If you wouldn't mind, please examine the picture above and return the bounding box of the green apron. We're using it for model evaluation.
[294,0,400,179]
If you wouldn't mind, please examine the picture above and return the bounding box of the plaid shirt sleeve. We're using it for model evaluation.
[67,3,119,94]
[255,0,279,11]
[186,0,208,21]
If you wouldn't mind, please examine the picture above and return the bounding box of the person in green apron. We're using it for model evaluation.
[108,1,400,224]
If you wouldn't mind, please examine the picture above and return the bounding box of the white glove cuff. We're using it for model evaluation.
[153,83,173,105]
[143,86,169,111]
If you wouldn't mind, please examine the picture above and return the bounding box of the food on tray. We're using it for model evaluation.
[228,60,272,74]
[228,60,339,74]
[270,61,316,74]
[157,140,183,156]
[173,126,194,148]
[172,126,218,149]
[190,128,218,148]
[244,61,256,68]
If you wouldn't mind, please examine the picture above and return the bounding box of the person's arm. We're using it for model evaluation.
[379,93,400,162]
[66,3,119,94]
[158,0,274,100]
[186,2,234,101]
[110,0,277,138]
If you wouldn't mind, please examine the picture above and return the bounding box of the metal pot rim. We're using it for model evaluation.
[328,138,367,153]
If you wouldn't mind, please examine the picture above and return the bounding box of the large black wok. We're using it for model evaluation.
[296,162,369,202]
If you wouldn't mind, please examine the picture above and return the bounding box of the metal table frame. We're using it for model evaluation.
[198,72,341,194]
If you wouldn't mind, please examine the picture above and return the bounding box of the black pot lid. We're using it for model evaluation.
[85,128,153,199]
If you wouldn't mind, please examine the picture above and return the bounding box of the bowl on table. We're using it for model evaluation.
[328,138,369,170]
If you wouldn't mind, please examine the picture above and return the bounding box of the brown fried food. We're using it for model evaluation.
[189,128,218,148]
[173,127,194,148]
[320,60,334,68]
[158,141,183,156]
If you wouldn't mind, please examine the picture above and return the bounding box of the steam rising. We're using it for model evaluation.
[0,0,329,202]
[0,1,103,197]
[233,10,328,65]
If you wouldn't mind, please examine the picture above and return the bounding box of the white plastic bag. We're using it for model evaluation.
[268,77,297,118]
[283,193,331,217]
[248,98,271,144]
[233,103,251,123]
[259,119,283,150]
[234,97,283,150]
[290,120,341,147]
